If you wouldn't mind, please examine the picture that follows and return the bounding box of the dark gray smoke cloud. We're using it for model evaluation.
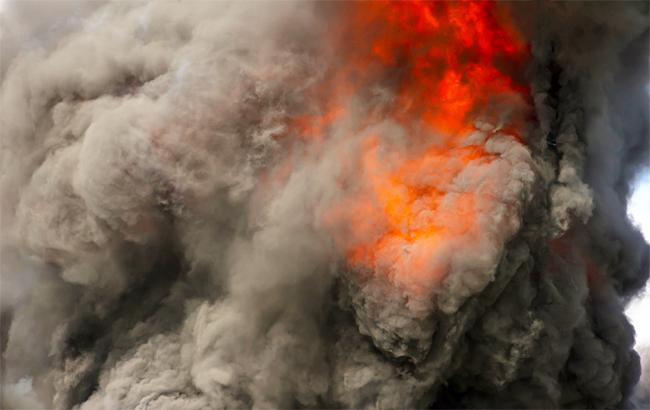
[1,1,648,409]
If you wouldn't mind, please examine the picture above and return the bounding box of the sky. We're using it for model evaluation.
[626,169,650,350]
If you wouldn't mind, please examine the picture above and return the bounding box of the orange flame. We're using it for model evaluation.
[290,1,531,294]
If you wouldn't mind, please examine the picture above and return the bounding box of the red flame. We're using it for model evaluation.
[288,1,531,294]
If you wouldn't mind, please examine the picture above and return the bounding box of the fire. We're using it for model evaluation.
[288,1,531,295]
[357,0,529,136]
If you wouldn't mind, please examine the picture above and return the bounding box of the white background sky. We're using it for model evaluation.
[626,170,650,350]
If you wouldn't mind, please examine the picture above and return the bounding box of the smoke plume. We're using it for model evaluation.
[1,1,648,409]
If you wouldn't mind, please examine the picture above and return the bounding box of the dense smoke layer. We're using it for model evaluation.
[1,1,648,409]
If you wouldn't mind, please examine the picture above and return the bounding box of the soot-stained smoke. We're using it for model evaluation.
[1,1,648,409]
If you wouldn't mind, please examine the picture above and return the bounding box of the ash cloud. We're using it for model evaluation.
[0,1,648,409]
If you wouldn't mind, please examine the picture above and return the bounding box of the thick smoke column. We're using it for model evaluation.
[0,1,648,409]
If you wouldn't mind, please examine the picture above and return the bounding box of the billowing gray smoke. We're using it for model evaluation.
[1,1,648,409]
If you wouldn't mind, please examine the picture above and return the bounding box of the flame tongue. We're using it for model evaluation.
[356,0,529,136]
[285,0,533,359]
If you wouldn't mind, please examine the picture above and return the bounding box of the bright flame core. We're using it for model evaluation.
[291,1,531,295]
